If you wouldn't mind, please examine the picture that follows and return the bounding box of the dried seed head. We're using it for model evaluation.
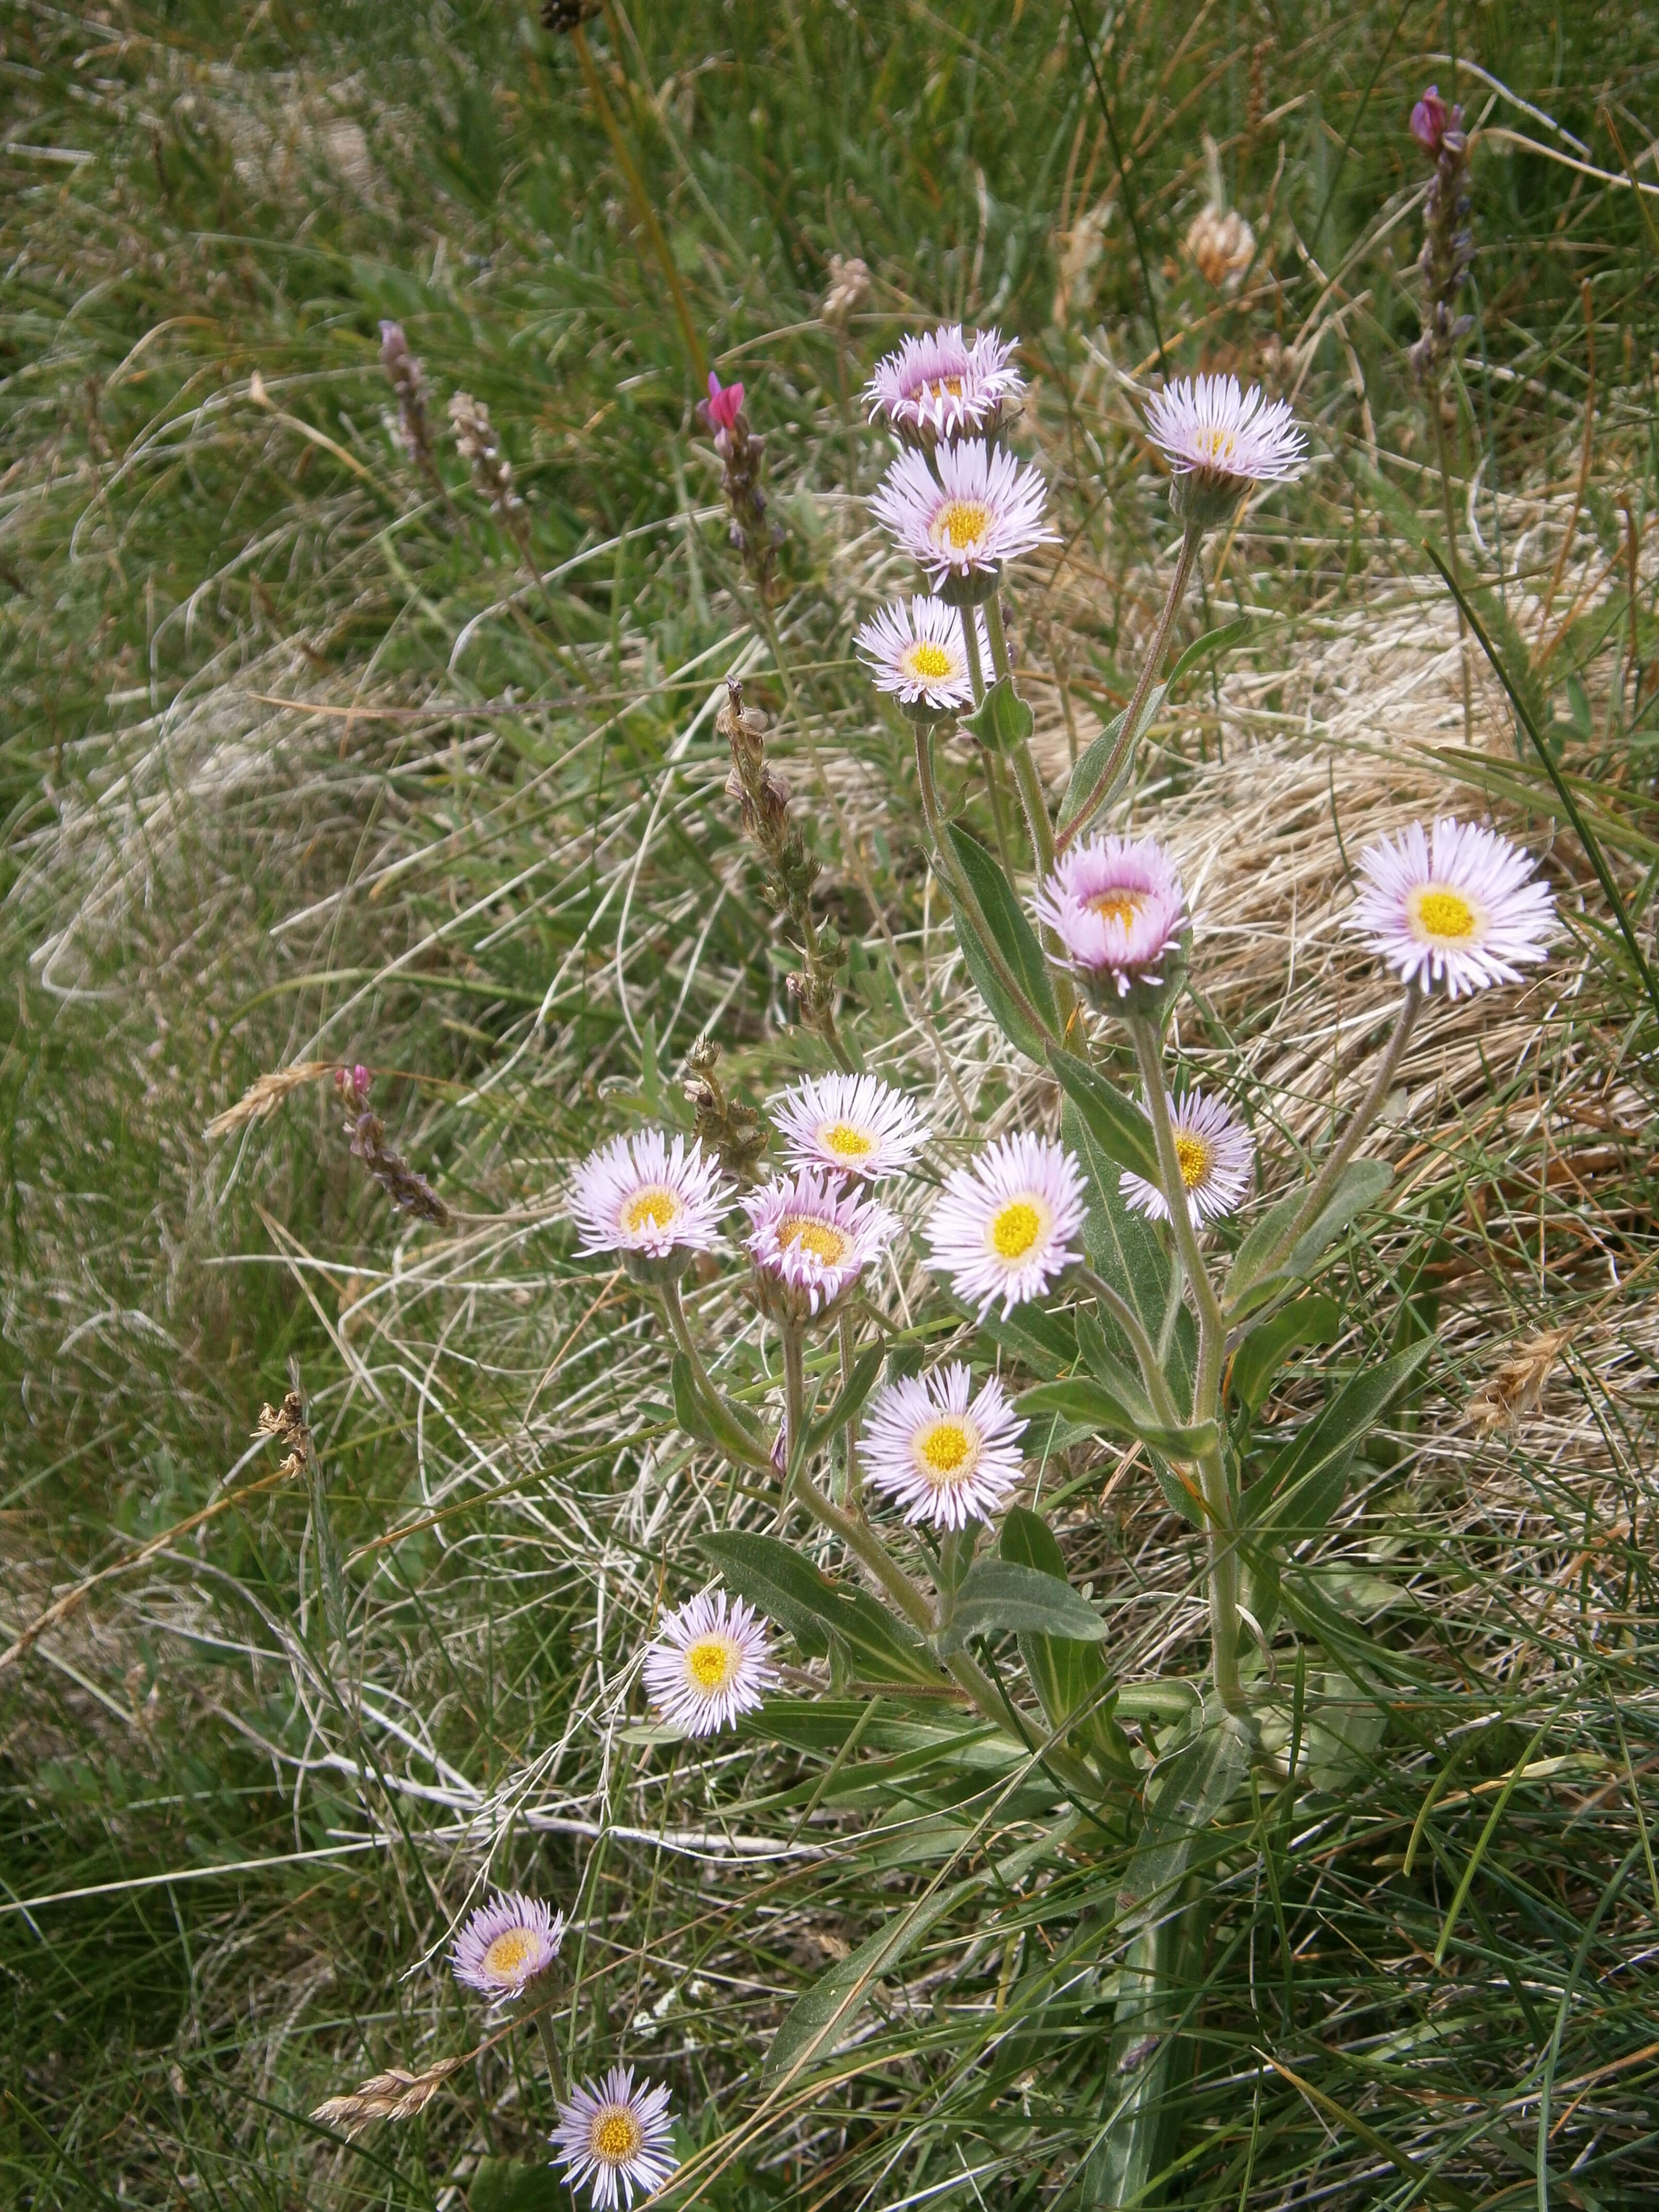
[448,391,521,518]
[205,1061,335,1137]
[313,2058,466,2141]
[1469,1328,1573,1432]
[821,254,871,328]
[1184,205,1255,290]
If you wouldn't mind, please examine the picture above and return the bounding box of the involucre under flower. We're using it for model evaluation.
[568,1129,730,1262]
[864,324,1025,440]
[863,1362,1027,1528]
[552,2066,677,2211]
[1346,817,1555,997]
[1120,1088,1255,1229]
[871,438,1055,588]
[744,1167,898,1319]
[1034,834,1188,999]
[451,1892,564,1999]
[642,1587,778,1736]
[925,1133,1086,1319]
[855,594,988,714]
[770,1071,928,1181]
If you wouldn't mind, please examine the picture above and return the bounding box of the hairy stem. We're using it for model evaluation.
[837,1308,861,1509]
[783,1324,808,1483]
[533,2006,567,2106]
[1432,397,1475,746]
[958,598,987,706]
[1058,522,1201,851]
[1079,1266,1182,1427]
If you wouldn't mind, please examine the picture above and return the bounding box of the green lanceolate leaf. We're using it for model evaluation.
[1058,683,1166,842]
[1000,1508,1128,1769]
[1118,1714,1251,1928]
[1049,1047,1162,1183]
[1229,1292,1342,1417]
[764,1880,970,2080]
[805,1344,885,1453]
[1225,1158,1393,1316]
[942,821,1058,1061]
[1061,1098,1195,1400]
[694,1530,834,1657]
[1243,1336,1433,1540]
[977,1299,1080,1379]
[670,1354,772,1468]
[828,1589,945,1688]
[940,1556,1107,1651]
[1164,613,1265,694]
[961,672,1035,754]
[1017,1377,1216,1462]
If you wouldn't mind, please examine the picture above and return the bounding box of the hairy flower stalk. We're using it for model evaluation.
[335,1066,449,1226]
[700,373,783,599]
[379,322,446,503]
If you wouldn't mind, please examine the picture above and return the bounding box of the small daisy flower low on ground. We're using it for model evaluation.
[568,1130,730,1271]
[855,594,988,714]
[1035,834,1189,1000]
[744,1167,898,1319]
[926,1133,1086,1319]
[642,1587,778,1736]
[871,438,1055,591]
[1346,817,1556,997]
[864,324,1024,440]
[1121,1089,1255,1229]
[553,2066,677,2211]
[1144,373,1306,525]
[451,1892,564,2000]
[863,1363,1027,1528]
[771,1071,928,1181]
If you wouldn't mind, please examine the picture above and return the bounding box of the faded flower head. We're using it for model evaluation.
[448,391,521,518]
[642,1587,777,1736]
[863,1362,1027,1528]
[744,1167,898,1319]
[855,593,988,714]
[553,2066,677,2211]
[1346,818,1555,998]
[451,1892,564,2000]
[568,1129,730,1271]
[1143,373,1306,526]
[822,254,871,329]
[770,1071,928,1181]
[871,437,1055,591]
[925,1132,1086,1320]
[1184,206,1256,290]
[1035,833,1188,1001]
[865,323,1025,441]
[1120,1088,1255,1229]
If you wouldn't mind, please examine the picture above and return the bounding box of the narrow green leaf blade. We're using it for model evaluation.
[1050,1047,1161,1183]
[943,1556,1107,1648]
[1229,1292,1342,1417]
[1245,1336,1433,1538]
[765,1881,970,2079]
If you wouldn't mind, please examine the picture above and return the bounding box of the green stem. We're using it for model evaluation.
[1079,1266,1182,1425]
[1128,1019,1222,1346]
[837,1309,860,1509]
[661,1276,716,1396]
[1432,396,1475,746]
[533,2005,567,2105]
[957,598,987,705]
[783,1324,808,1484]
[1057,522,1201,852]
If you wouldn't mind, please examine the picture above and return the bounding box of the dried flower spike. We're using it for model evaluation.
[335,1067,450,1226]
[379,322,438,482]
[313,2056,467,2141]
[205,1059,333,1138]
[1408,85,1475,383]
[821,254,871,329]
[448,391,521,521]
[698,371,783,596]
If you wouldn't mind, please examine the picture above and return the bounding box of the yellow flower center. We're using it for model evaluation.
[822,1120,875,1159]
[685,1635,736,1693]
[1086,888,1145,929]
[779,1214,850,1265]
[990,1198,1043,1259]
[482,1928,537,1980]
[1174,1132,1213,1191]
[902,640,955,681]
[622,1185,680,1234]
[915,1419,975,1484]
[934,498,991,552]
[1411,884,1478,943]
[1193,425,1240,470]
[591,2107,644,2164]
[923,374,966,401]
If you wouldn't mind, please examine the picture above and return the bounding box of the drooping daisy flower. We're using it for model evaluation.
[1120,1088,1255,1230]
[1144,373,1306,518]
[642,1586,778,1736]
[871,438,1056,587]
[569,1129,730,1263]
[925,1132,1086,1320]
[863,1363,1027,1528]
[771,1071,928,1181]
[451,1892,565,2000]
[864,324,1026,439]
[1034,834,1188,998]
[1346,817,1556,998]
[553,2065,677,2211]
[744,1167,898,1319]
[854,594,989,713]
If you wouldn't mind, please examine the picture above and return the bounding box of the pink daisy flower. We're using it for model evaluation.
[770,1071,928,1181]
[642,1586,777,1736]
[1144,373,1306,507]
[1034,834,1188,996]
[744,1167,898,1318]
[1120,1088,1254,1229]
[864,324,1025,439]
[553,2066,677,2210]
[568,1129,730,1261]
[451,1891,564,2000]
[871,438,1056,585]
[862,1363,1027,1528]
[855,594,989,713]
[925,1133,1086,1319]
[1346,817,1556,997]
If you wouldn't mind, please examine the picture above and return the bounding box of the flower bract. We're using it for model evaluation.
[1120,1088,1255,1229]
[925,1132,1086,1319]
[864,324,1024,438]
[871,438,1055,585]
[451,1892,564,2000]
[855,594,988,713]
[1034,834,1188,997]
[553,2065,677,2211]
[1346,817,1555,997]
[569,1129,730,1261]
[744,1167,898,1318]
[863,1362,1027,1528]
[642,1587,778,1736]
[770,1071,928,1181]
[1144,373,1306,515]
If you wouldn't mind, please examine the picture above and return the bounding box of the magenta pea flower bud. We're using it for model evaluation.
[1409,85,1462,159]
[703,370,745,435]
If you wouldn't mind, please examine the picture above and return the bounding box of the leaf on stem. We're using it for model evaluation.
[695,1530,941,1684]
[941,822,1059,1062]
[1050,1048,1161,1183]
[1058,683,1165,843]
[1242,1336,1432,1541]
[670,1354,772,1469]
[938,1557,1107,1650]
[1225,1159,1393,1318]
[764,1880,970,2080]
[1228,1292,1341,1418]
[961,672,1035,754]
[1000,1508,1129,1770]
